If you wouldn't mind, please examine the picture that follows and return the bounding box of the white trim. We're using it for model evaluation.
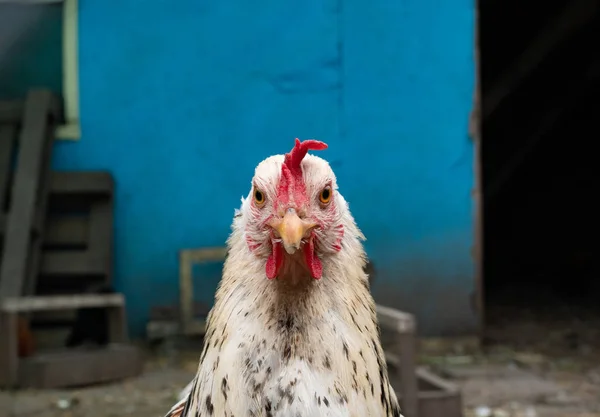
[56,0,80,140]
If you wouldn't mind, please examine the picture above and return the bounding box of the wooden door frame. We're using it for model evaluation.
[471,0,485,340]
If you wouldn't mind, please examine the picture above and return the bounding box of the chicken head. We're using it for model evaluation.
[242,138,346,280]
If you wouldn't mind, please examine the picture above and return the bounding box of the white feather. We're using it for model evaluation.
[167,152,402,417]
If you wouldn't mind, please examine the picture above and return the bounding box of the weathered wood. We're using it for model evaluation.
[50,172,114,196]
[2,171,113,238]
[1,293,124,313]
[0,124,17,212]
[43,216,89,247]
[40,178,114,281]
[48,172,115,212]
[387,362,463,417]
[0,292,134,388]
[31,309,77,326]
[107,302,128,343]
[377,304,416,334]
[40,250,108,276]
[25,126,57,296]
[0,100,23,124]
[0,90,60,299]
[0,311,18,386]
[377,305,419,417]
[0,124,17,239]
[18,344,142,389]
[88,199,114,283]
[179,247,228,336]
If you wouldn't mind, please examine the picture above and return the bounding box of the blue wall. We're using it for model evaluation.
[52,0,476,336]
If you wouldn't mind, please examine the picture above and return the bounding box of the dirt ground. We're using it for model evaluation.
[2,314,600,417]
[0,348,196,417]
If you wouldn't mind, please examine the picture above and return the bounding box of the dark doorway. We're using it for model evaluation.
[479,0,600,349]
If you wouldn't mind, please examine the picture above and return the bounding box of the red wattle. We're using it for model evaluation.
[304,238,322,279]
[266,241,284,279]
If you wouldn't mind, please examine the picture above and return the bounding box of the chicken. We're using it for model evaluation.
[166,139,402,417]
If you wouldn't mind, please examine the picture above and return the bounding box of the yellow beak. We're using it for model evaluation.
[269,209,317,254]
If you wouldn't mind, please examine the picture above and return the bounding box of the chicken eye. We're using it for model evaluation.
[254,189,266,206]
[319,186,332,205]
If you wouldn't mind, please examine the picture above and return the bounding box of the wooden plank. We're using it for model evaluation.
[377,305,418,417]
[0,90,59,299]
[88,199,113,283]
[31,327,72,351]
[32,309,77,325]
[0,125,15,237]
[24,127,57,296]
[376,304,416,334]
[0,100,24,124]
[107,302,128,343]
[44,216,89,247]
[18,344,142,389]
[472,1,485,338]
[0,293,124,313]
[48,172,114,212]
[40,250,107,276]
[179,248,227,336]
[0,124,17,212]
[0,311,18,386]
[3,171,114,238]
[50,172,114,196]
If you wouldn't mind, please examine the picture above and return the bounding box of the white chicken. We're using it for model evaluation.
[165,139,402,417]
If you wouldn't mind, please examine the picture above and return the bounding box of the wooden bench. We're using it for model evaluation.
[0,294,141,388]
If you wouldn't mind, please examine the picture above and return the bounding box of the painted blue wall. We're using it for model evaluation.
[52,0,476,336]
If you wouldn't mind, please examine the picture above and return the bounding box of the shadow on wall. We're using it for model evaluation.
[0,3,63,99]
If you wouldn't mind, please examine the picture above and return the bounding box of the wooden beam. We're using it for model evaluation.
[50,171,114,196]
[376,305,416,333]
[40,250,108,276]
[1,293,124,313]
[179,248,228,336]
[0,125,17,210]
[0,90,59,299]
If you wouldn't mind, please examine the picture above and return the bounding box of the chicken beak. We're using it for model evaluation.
[269,209,316,255]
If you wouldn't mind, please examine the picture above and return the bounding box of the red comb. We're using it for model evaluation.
[277,138,327,209]
[283,138,328,175]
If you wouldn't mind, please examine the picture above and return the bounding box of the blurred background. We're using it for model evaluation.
[0,0,599,416]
